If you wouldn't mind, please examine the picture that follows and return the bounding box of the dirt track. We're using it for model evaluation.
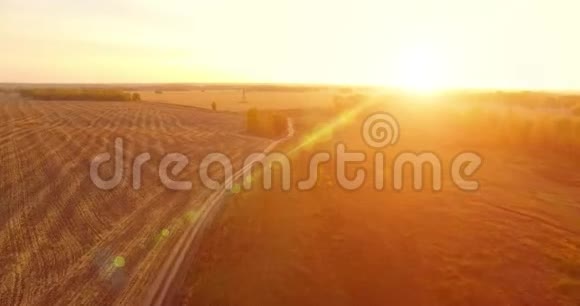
[145,119,294,305]
[0,94,270,304]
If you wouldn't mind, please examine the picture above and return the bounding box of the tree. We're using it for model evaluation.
[246,108,258,132]
[246,108,287,138]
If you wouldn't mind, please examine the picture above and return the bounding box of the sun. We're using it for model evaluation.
[393,44,450,94]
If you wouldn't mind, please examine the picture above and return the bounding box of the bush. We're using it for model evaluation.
[246,108,287,138]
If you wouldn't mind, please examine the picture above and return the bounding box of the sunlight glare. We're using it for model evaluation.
[393,44,451,95]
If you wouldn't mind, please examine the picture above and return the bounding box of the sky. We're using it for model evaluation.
[1,0,579,90]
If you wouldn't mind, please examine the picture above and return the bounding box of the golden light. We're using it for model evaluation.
[392,43,451,95]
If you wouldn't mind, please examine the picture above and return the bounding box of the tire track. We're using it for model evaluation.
[144,119,294,305]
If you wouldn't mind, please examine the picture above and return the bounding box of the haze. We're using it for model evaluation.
[1,0,579,90]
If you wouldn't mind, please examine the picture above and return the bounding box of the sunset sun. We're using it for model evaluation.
[393,44,450,94]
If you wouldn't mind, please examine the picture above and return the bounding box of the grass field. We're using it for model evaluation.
[138,89,338,112]
[0,93,270,304]
[168,100,580,305]
[1,88,580,305]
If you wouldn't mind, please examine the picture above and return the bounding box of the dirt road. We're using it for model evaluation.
[145,119,294,305]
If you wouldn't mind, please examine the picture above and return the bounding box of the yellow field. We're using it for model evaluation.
[0,93,269,304]
[2,89,580,305]
[138,89,337,112]
[174,102,580,306]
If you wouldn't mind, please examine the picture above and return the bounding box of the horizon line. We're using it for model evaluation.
[2,81,580,94]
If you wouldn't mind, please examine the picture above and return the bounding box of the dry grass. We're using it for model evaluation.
[174,101,580,306]
[0,93,270,304]
[2,88,580,305]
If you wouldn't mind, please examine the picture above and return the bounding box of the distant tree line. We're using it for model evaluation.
[246,108,287,138]
[19,88,140,101]
[450,104,580,159]
[333,93,367,113]
[445,91,580,109]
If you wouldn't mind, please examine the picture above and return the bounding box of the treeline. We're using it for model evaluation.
[445,91,580,110]
[246,108,287,138]
[333,93,368,113]
[19,88,140,101]
[451,106,580,158]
